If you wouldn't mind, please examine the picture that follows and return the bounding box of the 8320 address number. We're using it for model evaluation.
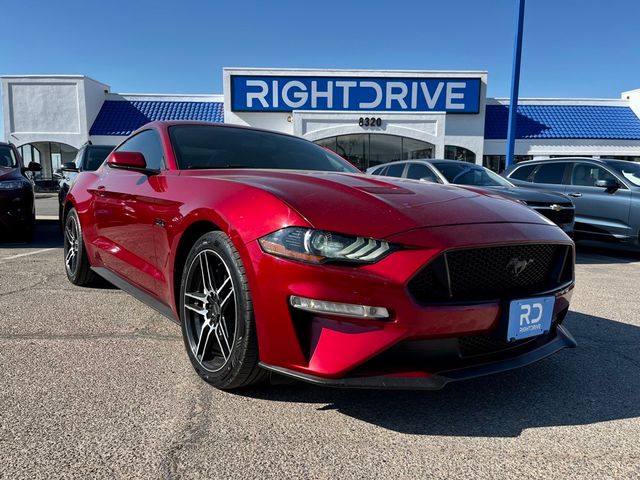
[359,117,382,127]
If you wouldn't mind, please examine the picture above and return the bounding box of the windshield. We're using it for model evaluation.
[432,162,513,187]
[169,125,360,173]
[85,146,114,171]
[605,160,640,187]
[0,146,17,168]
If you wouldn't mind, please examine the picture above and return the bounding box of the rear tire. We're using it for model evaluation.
[179,231,267,390]
[64,208,96,286]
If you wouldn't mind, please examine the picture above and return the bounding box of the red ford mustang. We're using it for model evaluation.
[63,121,576,390]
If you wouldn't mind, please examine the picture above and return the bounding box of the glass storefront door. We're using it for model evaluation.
[315,134,434,171]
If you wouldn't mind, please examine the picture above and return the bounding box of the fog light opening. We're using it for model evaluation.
[289,295,389,320]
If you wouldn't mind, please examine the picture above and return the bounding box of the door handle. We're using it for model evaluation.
[568,192,582,198]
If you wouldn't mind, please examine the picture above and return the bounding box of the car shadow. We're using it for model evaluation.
[239,311,640,437]
[0,219,63,248]
[576,243,640,265]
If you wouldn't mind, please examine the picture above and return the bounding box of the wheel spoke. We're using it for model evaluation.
[65,227,75,244]
[214,324,231,360]
[185,292,207,303]
[185,304,208,317]
[219,288,234,309]
[196,323,214,360]
[220,314,230,342]
[65,248,75,268]
[216,275,231,296]
[199,253,217,294]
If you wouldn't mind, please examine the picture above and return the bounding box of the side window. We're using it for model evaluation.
[372,165,388,176]
[386,163,405,178]
[509,164,536,181]
[406,163,438,182]
[532,163,566,184]
[71,148,84,169]
[116,129,164,170]
[570,163,617,187]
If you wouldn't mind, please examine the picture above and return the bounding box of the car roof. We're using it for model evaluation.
[371,159,484,168]
[511,157,609,167]
[135,120,311,143]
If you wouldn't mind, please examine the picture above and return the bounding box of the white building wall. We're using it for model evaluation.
[1,75,110,149]
[623,88,640,119]
[83,78,111,137]
[89,135,125,146]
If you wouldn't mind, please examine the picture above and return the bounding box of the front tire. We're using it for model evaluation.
[64,208,95,285]
[179,231,266,390]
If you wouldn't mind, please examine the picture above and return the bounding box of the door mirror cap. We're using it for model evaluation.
[595,179,618,190]
[61,161,78,172]
[26,161,42,172]
[108,151,147,169]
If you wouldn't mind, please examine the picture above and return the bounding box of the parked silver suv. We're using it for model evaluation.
[504,157,640,247]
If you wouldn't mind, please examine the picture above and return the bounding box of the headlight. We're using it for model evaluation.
[259,227,392,264]
[0,180,30,190]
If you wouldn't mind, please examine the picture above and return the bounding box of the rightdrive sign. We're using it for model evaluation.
[230,75,481,113]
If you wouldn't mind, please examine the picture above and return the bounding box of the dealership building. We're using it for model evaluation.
[2,68,640,186]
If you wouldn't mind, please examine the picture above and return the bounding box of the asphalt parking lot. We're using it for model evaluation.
[1,221,639,479]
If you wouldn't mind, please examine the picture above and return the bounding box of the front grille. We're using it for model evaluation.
[408,243,573,303]
[532,206,575,226]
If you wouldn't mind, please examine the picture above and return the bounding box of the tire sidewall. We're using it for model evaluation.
[179,231,254,388]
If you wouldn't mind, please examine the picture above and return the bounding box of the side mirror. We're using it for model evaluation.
[27,161,42,172]
[61,161,78,172]
[595,179,619,190]
[419,177,434,183]
[107,151,156,175]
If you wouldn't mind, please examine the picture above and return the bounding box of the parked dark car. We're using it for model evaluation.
[504,157,640,247]
[367,159,575,234]
[0,142,41,241]
[58,144,114,224]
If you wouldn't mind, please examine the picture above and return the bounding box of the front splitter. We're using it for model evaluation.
[259,325,577,390]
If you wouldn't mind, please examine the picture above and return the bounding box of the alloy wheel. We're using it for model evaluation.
[183,249,237,373]
[64,215,80,276]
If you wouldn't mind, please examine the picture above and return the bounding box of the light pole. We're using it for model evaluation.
[505,0,526,169]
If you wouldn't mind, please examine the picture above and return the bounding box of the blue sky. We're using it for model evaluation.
[2,0,639,99]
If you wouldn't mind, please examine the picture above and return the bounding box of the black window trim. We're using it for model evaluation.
[114,128,167,171]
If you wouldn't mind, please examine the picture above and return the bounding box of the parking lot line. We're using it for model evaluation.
[1,248,56,261]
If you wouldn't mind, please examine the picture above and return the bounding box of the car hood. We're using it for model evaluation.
[474,185,572,204]
[187,170,555,239]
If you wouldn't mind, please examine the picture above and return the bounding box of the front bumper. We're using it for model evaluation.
[260,325,576,390]
[243,222,575,387]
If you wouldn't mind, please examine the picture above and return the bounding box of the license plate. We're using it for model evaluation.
[507,296,555,342]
